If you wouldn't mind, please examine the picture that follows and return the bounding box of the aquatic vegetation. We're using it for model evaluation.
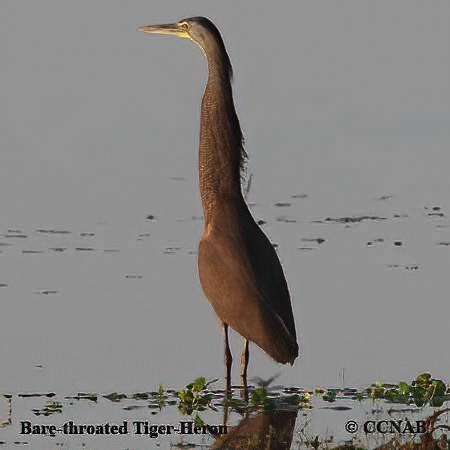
[367,373,449,408]
[176,377,218,415]
[5,373,448,449]
[32,401,63,416]
[66,392,98,402]
[319,374,450,409]
[103,392,127,402]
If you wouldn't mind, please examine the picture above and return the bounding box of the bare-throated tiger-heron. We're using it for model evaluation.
[138,17,298,389]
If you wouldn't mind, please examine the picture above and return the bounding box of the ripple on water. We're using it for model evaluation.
[425,205,445,218]
[4,231,27,238]
[367,237,385,247]
[297,237,326,251]
[36,229,72,235]
[313,216,388,224]
[125,274,143,280]
[49,247,67,252]
[274,202,292,207]
[376,195,394,201]
[33,289,59,295]
[163,247,181,255]
[387,264,421,271]
[136,233,151,241]
[291,194,308,199]
[300,237,326,245]
[276,216,299,223]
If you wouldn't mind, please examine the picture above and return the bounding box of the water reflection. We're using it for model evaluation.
[212,409,298,449]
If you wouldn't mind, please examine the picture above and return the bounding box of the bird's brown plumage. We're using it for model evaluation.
[139,16,298,372]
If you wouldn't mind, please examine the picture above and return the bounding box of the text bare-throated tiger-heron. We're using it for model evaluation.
[138,17,298,389]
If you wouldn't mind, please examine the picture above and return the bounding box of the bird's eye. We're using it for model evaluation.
[180,22,189,32]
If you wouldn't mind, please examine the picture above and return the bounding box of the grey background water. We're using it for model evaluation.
[1,0,449,400]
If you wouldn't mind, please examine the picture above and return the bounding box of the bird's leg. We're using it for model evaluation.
[240,339,249,401]
[223,402,229,428]
[240,339,249,380]
[223,323,232,392]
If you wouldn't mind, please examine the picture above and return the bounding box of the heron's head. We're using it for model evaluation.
[138,17,227,60]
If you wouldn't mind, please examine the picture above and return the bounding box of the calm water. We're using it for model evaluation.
[1,187,449,394]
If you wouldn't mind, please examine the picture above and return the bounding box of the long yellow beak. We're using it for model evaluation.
[137,23,189,39]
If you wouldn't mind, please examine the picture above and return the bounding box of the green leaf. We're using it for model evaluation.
[193,377,206,392]
[194,413,204,426]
